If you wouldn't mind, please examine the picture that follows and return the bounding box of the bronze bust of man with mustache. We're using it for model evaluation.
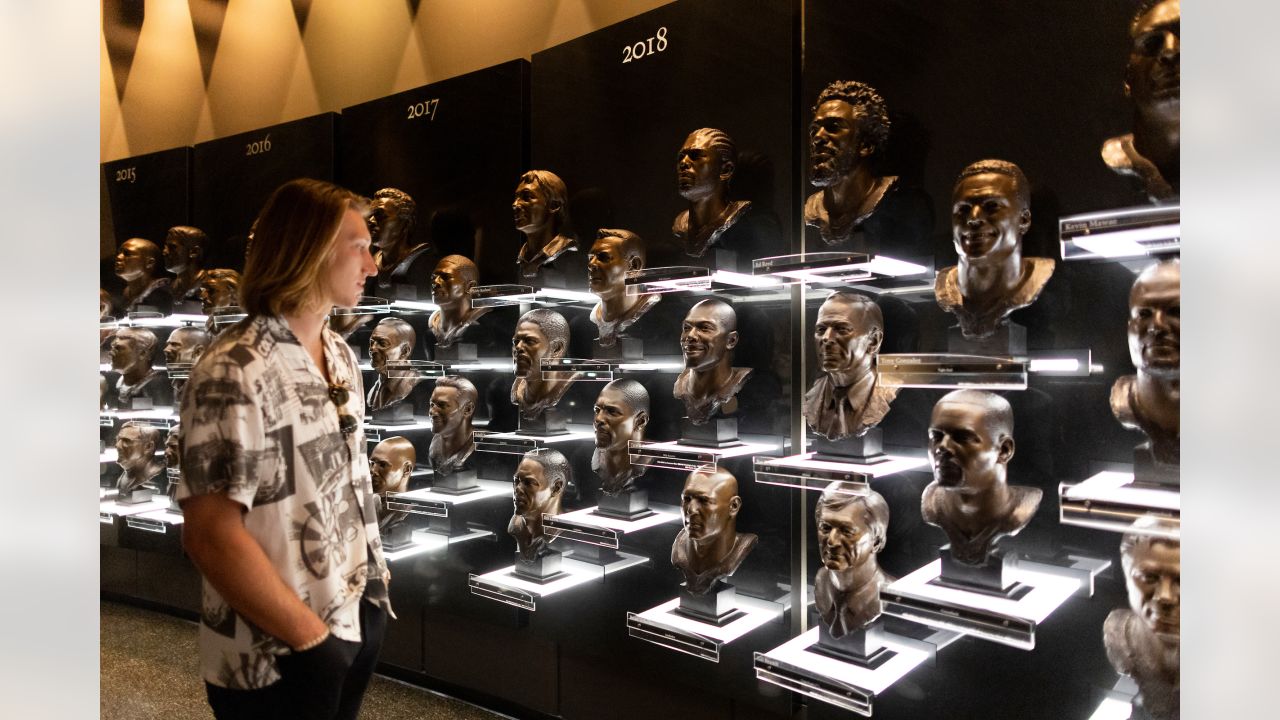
[428,376,477,477]
[1102,0,1180,203]
[587,229,659,348]
[802,292,897,441]
[673,128,752,258]
[671,467,757,595]
[804,81,898,248]
[109,326,163,408]
[592,379,650,496]
[935,159,1055,340]
[1104,517,1180,720]
[427,255,491,348]
[511,308,579,420]
[509,448,569,561]
[674,299,753,425]
[513,170,579,280]
[1112,259,1179,469]
[814,483,893,639]
[921,390,1041,566]
[366,317,420,411]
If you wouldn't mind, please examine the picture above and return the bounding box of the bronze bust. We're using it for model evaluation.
[1102,0,1180,203]
[514,170,578,279]
[805,81,898,247]
[674,299,752,425]
[1112,259,1179,466]
[508,448,569,561]
[592,379,650,496]
[814,484,893,639]
[588,229,659,347]
[935,159,1055,340]
[368,188,429,286]
[100,288,113,320]
[162,226,208,301]
[115,238,169,313]
[115,421,164,494]
[802,292,898,441]
[921,390,1041,565]
[109,327,162,407]
[511,308,579,420]
[1103,518,1179,720]
[198,268,241,315]
[163,326,211,366]
[428,376,477,476]
[369,436,415,530]
[428,254,491,348]
[673,128,752,257]
[671,467,757,595]
[366,317,419,411]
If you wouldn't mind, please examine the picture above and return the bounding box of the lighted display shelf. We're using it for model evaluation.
[1059,470,1179,538]
[881,559,1083,650]
[469,554,645,611]
[877,354,1028,390]
[752,251,930,287]
[542,504,682,549]
[385,480,511,518]
[627,594,783,663]
[475,428,596,455]
[382,526,494,561]
[630,437,783,473]
[1059,204,1179,262]
[753,453,928,493]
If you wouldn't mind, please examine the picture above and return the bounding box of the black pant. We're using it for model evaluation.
[205,599,387,720]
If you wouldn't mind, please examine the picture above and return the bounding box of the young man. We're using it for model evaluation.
[177,178,391,720]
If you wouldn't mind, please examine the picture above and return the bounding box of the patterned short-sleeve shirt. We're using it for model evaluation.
[177,314,393,690]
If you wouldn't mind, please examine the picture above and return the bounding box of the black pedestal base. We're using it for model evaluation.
[434,343,478,363]
[593,337,644,361]
[371,402,415,425]
[931,547,1031,599]
[1132,446,1179,488]
[809,620,896,669]
[680,418,742,448]
[514,551,567,583]
[948,322,1027,356]
[518,407,569,436]
[382,522,414,551]
[568,544,621,565]
[810,429,891,465]
[594,490,654,521]
[116,487,154,505]
[431,469,481,495]
[674,581,746,626]
[425,514,471,538]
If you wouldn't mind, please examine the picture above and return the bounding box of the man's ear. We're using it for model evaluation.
[858,139,876,158]
[549,337,566,358]
[866,326,884,355]
[1017,207,1032,236]
[634,410,649,432]
[998,435,1016,464]
[725,330,739,350]
[399,460,414,478]
[465,279,477,293]
[728,495,742,518]
[397,341,412,358]
[548,198,564,214]
[718,159,736,183]
[628,254,644,272]
[462,400,475,420]
[551,477,565,497]
[871,530,887,554]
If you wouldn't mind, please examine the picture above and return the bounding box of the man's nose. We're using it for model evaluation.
[1161,31,1179,58]
[1154,575,1178,604]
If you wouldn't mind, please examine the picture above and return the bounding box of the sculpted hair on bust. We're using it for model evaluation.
[956,159,1031,210]
[1131,0,1170,31]
[119,420,161,449]
[517,170,574,238]
[517,308,571,347]
[435,375,478,408]
[374,316,416,348]
[167,226,208,253]
[527,448,571,491]
[601,378,650,415]
[685,128,738,173]
[1119,516,1180,568]
[595,229,646,264]
[240,178,369,317]
[437,254,480,284]
[813,80,891,158]
[936,388,1015,439]
[815,483,889,550]
[373,187,416,222]
[118,326,159,360]
[822,292,884,332]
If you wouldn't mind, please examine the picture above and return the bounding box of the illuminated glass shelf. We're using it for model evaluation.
[100,495,171,520]
[383,527,494,561]
[471,284,598,308]
[542,504,682,549]
[100,408,179,428]
[877,354,1028,390]
[1059,470,1179,539]
[625,266,785,297]
[469,554,644,611]
[541,358,617,382]
[124,508,185,534]
[474,428,596,455]
[1060,204,1179,261]
[630,437,783,473]
[627,594,783,663]
[363,417,435,441]
[330,296,391,316]
[384,360,446,380]
[385,480,511,518]
[753,251,930,288]
[388,298,440,313]
[754,627,933,717]
[881,559,1082,650]
[752,453,928,493]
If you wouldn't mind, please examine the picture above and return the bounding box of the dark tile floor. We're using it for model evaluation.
[100,601,509,720]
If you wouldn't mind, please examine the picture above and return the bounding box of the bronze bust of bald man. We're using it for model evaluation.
[509,448,569,562]
[935,159,1055,340]
[671,467,758,595]
[1104,517,1180,720]
[366,317,419,412]
[674,299,753,425]
[514,170,578,280]
[805,80,899,247]
[511,308,579,420]
[674,128,752,258]
[922,390,1041,569]
[370,435,415,528]
[803,292,898,441]
[1102,0,1180,203]
[1112,259,1179,471]
[428,254,491,348]
[588,229,660,348]
[814,484,893,639]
